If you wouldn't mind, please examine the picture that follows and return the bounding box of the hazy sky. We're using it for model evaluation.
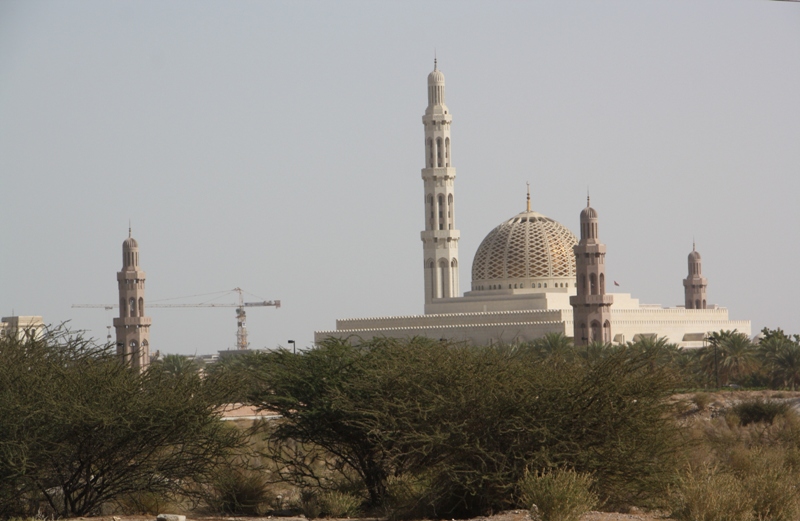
[1,1,798,355]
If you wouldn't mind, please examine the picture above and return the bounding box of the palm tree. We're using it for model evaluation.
[153,353,202,377]
[771,343,800,390]
[706,330,759,386]
[530,332,574,362]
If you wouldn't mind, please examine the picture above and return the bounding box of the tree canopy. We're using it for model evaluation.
[0,326,245,516]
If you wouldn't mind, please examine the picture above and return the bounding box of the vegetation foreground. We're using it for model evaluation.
[2,328,800,521]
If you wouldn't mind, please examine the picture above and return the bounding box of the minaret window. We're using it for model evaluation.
[427,139,433,168]
[599,273,605,294]
[436,138,443,167]
[138,297,144,317]
[590,274,598,295]
[129,298,136,317]
[438,195,444,230]
[447,194,453,230]
[445,137,450,167]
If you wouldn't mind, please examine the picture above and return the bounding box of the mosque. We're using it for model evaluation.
[319,61,750,347]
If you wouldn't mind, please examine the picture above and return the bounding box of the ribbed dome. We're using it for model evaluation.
[123,237,138,249]
[428,67,445,85]
[471,210,578,290]
[688,250,701,261]
[581,206,598,219]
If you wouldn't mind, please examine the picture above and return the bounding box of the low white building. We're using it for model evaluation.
[1,315,45,341]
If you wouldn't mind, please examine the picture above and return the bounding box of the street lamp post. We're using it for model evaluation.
[288,339,296,355]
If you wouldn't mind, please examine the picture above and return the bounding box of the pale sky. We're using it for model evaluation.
[1,1,798,355]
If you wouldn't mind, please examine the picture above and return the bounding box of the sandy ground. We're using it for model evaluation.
[70,511,667,521]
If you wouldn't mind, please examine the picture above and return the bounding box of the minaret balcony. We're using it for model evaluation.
[571,294,614,306]
[113,317,152,327]
[421,167,456,180]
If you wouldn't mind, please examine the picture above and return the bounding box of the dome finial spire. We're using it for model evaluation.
[434,50,437,71]
[526,182,531,212]
[128,220,131,238]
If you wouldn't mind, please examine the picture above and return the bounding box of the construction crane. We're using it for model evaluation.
[73,288,280,350]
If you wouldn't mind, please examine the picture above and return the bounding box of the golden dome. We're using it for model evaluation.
[471,210,577,290]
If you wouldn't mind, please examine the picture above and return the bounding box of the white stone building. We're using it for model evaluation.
[314,63,750,348]
[0,315,44,341]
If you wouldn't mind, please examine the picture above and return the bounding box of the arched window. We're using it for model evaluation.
[702,299,706,309]
[445,137,451,167]
[591,321,601,343]
[447,194,453,230]
[590,274,597,295]
[120,298,126,316]
[129,298,136,317]
[580,323,587,343]
[438,194,444,230]
[581,275,587,291]
[436,137,443,167]
[439,258,449,298]
[695,299,701,309]
[427,194,434,229]
[599,273,605,294]
[427,138,433,167]
[427,259,436,299]
[138,297,144,317]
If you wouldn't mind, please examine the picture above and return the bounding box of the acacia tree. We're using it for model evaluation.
[250,336,682,516]
[0,326,244,516]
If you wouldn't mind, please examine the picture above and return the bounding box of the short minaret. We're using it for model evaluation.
[421,59,460,311]
[683,242,708,309]
[113,228,151,371]
[570,197,614,345]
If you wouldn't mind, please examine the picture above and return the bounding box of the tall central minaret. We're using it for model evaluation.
[113,228,151,371]
[421,59,460,311]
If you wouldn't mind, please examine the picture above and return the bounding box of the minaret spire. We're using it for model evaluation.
[421,60,459,310]
[526,182,531,212]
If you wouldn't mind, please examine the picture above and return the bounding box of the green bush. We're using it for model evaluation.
[319,490,362,517]
[517,468,597,521]
[671,466,753,521]
[203,465,272,515]
[692,392,712,411]
[744,468,800,521]
[732,398,791,426]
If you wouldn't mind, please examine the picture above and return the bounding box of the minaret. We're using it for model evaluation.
[113,228,151,371]
[421,59,460,312]
[570,197,614,345]
[683,242,708,309]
